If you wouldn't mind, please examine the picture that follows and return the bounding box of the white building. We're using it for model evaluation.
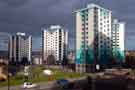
[112,19,125,62]
[75,4,112,72]
[10,32,32,63]
[75,4,125,72]
[42,25,68,64]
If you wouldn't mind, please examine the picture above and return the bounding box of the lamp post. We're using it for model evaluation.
[8,36,11,90]
[8,62,10,90]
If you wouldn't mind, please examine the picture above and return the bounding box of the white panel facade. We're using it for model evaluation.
[42,25,68,64]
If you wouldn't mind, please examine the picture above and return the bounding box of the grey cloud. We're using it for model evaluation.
[0,0,134,50]
[0,0,29,7]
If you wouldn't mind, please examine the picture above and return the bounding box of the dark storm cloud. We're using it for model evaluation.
[0,0,134,50]
[0,0,29,7]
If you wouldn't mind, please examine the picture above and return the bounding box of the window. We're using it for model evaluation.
[100,18,102,21]
[82,28,85,31]
[100,9,102,12]
[94,24,97,27]
[81,45,84,48]
[100,27,102,30]
[82,41,84,43]
[100,36,102,39]
[82,37,84,39]
[86,18,88,21]
[100,40,103,43]
[100,45,103,48]
[86,13,88,16]
[82,32,84,34]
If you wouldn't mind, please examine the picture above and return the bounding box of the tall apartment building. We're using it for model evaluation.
[75,4,125,72]
[10,32,32,63]
[112,19,125,63]
[42,25,68,65]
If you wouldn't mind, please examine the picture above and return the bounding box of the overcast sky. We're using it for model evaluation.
[0,0,135,51]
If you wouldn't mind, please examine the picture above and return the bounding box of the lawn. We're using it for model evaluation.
[0,66,88,87]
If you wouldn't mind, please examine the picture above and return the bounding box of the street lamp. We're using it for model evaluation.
[8,62,10,90]
[8,36,11,90]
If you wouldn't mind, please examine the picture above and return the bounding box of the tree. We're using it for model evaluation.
[21,57,29,65]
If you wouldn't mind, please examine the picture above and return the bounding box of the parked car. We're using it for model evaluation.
[21,82,39,89]
[56,79,69,86]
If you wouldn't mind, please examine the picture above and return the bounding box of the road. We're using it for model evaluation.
[0,81,56,90]
[0,77,85,90]
[1,75,134,90]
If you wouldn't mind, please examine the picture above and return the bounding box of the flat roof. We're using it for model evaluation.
[74,3,112,13]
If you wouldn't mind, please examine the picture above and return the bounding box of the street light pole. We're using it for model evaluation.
[8,62,10,90]
[8,37,10,90]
